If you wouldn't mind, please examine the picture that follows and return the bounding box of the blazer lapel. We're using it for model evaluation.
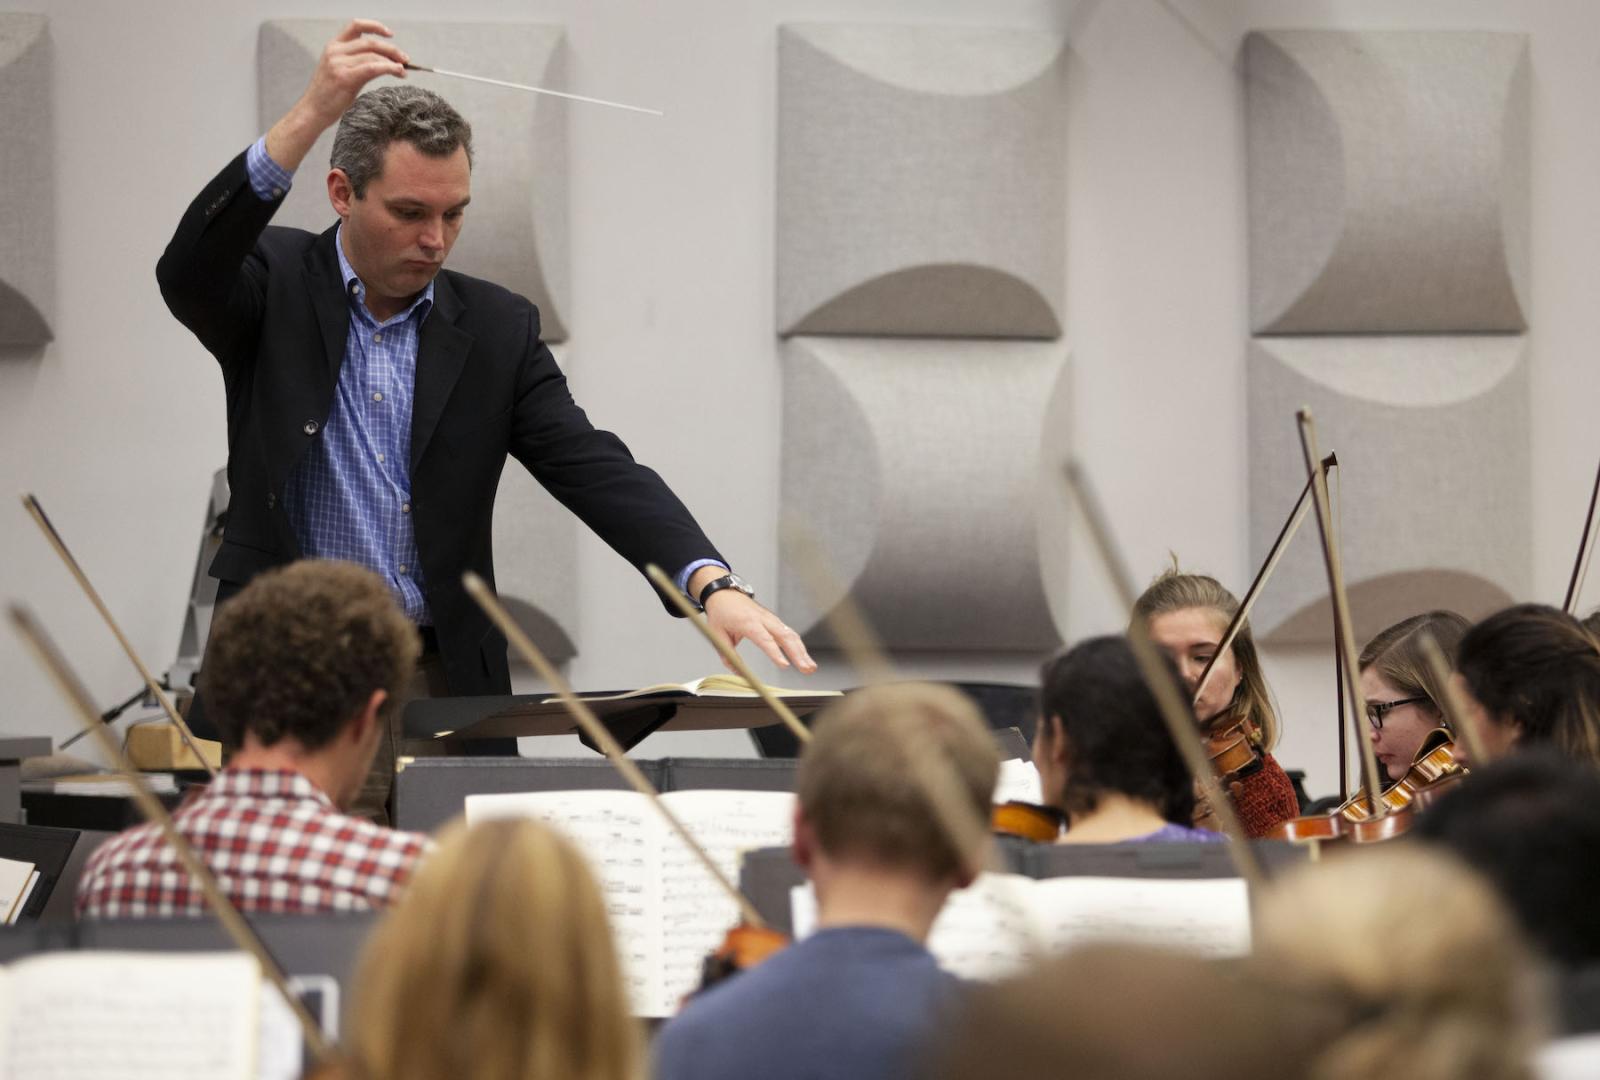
[411,272,472,470]
[304,227,350,389]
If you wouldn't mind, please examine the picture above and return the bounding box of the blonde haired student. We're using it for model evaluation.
[337,817,642,1080]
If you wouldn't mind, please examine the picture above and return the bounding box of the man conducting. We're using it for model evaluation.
[158,21,813,820]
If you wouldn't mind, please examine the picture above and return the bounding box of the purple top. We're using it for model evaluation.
[1120,823,1228,844]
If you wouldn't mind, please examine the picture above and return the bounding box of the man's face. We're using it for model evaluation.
[328,140,471,317]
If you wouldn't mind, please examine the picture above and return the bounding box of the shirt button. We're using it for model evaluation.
[399,564,409,575]
[401,502,411,514]
[373,392,383,402]
[303,420,319,436]
[376,453,385,463]
[373,333,382,343]
[270,186,284,198]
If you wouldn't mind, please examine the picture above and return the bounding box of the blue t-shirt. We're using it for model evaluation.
[653,926,961,1080]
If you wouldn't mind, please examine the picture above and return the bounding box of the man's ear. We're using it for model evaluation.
[1045,714,1071,768]
[348,689,387,746]
[327,168,356,218]
[791,803,816,872]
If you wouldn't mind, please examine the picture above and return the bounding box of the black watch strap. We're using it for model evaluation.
[697,573,754,610]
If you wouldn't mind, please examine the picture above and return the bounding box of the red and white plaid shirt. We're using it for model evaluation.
[75,767,430,919]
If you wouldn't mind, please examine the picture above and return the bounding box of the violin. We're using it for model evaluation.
[1266,730,1467,845]
[700,922,793,989]
[1192,717,1264,832]
[992,800,1066,843]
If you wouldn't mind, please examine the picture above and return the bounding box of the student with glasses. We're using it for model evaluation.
[1357,611,1470,784]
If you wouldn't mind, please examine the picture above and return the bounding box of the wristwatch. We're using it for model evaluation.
[697,573,755,610]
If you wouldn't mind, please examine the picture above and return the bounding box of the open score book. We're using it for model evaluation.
[466,788,797,1017]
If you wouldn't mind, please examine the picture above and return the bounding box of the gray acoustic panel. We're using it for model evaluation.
[259,19,569,340]
[1245,31,1529,335]
[1248,336,1529,644]
[778,337,1068,651]
[776,24,1066,340]
[0,15,53,345]
[492,345,577,665]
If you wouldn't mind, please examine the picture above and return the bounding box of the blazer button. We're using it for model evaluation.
[266,493,277,509]
[303,420,319,436]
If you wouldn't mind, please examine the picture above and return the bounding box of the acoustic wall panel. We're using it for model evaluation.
[778,337,1069,651]
[1247,336,1528,644]
[1245,31,1529,335]
[490,344,577,666]
[0,15,53,345]
[259,20,570,340]
[776,25,1067,340]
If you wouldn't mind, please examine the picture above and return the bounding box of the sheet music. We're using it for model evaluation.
[8,872,40,925]
[1029,876,1251,958]
[258,975,338,1080]
[0,858,35,924]
[0,951,257,1079]
[466,790,663,1013]
[655,790,795,1015]
[927,873,1044,980]
[992,759,1044,805]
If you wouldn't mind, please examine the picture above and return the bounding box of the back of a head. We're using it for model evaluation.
[937,944,1329,1080]
[1252,845,1547,1080]
[798,683,1000,882]
[1132,567,1279,748]
[331,85,474,197]
[1038,636,1195,824]
[1358,610,1471,709]
[346,817,639,1080]
[1457,603,1600,763]
[1414,751,1600,968]
[198,560,418,751]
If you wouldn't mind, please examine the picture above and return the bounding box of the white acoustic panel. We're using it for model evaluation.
[0,14,53,345]
[777,24,1067,340]
[259,20,569,341]
[490,344,578,666]
[1246,31,1529,335]
[779,337,1068,651]
[1248,336,1529,644]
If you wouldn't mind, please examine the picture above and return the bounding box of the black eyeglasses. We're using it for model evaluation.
[1366,696,1430,730]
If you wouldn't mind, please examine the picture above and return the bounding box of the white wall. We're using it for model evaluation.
[1,0,1591,796]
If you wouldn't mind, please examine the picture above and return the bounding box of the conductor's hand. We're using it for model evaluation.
[266,20,409,172]
[704,591,818,675]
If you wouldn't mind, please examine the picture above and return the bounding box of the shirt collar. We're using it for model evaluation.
[334,223,434,326]
[202,766,338,810]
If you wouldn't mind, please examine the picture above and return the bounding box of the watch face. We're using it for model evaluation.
[727,574,755,596]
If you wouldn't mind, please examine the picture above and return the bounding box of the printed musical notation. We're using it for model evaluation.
[466,788,795,1016]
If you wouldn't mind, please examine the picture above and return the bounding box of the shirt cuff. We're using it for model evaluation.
[677,559,729,603]
[245,136,295,202]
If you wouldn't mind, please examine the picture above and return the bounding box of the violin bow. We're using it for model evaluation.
[1294,410,1387,817]
[772,522,994,881]
[1191,453,1337,708]
[463,573,768,930]
[1563,455,1600,614]
[8,605,330,1061]
[1060,463,1266,894]
[21,494,217,776]
[1416,631,1488,767]
[644,565,812,746]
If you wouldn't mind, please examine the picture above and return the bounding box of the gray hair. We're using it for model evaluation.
[330,85,474,197]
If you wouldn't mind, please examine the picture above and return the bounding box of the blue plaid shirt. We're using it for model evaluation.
[244,139,723,616]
